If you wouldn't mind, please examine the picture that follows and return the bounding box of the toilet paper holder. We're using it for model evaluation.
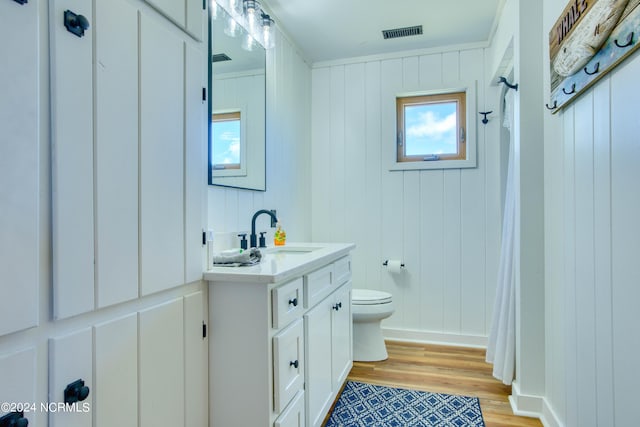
[382,260,405,268]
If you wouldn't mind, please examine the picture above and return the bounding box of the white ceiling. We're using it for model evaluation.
[263,0,505,63]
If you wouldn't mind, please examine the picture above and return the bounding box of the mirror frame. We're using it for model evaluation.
[207,4,267,191]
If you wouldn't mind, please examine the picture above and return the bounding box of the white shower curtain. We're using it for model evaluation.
[486,89,516,385]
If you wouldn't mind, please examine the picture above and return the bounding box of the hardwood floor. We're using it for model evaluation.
[343,341,542,427]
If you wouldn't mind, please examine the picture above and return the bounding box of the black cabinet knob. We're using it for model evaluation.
[288,298,298,307]
[64,379,90,404]
[332,302,342,311]
[0,412,28,427]
[289,360,299,368]
[64,10,90,38]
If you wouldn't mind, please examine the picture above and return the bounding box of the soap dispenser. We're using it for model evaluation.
[273,222,286,246]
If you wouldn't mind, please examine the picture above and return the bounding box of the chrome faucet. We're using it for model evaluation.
[250,209,278,248]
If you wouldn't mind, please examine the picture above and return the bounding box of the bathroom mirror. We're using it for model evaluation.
[208,3,266,191]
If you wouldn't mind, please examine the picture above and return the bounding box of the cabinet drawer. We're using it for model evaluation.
[272,278,304,329]
[333,256,351,286]
[304,264,333,308]
[273,319,304,413]
[274,390,305,427]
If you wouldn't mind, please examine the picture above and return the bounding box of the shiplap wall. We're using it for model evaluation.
[543,43,640,427]
[208,29,312,243]
[310,48,504,344]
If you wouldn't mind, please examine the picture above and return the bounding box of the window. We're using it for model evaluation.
[391,84,476,171]
[396,91,466,162]
[211,111,242,170]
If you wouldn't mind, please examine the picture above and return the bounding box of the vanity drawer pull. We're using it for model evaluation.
[272,278,304,329]
[332,302,342,311]
[289,360,299,368]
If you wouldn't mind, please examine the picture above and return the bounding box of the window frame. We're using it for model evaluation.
[390,82,477,171]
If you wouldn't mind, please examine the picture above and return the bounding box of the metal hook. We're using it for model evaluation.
[614,32,634,48]
[584,62,600,75]
[479,111,492,125]
[498,76,518,91]
[545,101,558,110]
[562,83,576,95]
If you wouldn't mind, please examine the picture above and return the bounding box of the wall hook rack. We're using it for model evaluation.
[584,62,600,75]
[479,111,493,124]
[562,83,576,95]
[498,76,518,91]
[614,31,634,48]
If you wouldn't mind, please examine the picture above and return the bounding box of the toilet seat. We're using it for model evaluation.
[352,289,392,305]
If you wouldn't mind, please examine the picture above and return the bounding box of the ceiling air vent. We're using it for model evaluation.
[211,53,232,63]
[382,25,423,40]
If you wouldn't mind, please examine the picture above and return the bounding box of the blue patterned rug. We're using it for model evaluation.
[325,381,485,427]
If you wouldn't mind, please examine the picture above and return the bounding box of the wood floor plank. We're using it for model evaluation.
[338,340,542,427]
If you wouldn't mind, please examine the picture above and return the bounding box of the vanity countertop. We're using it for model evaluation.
[203,242,355,284]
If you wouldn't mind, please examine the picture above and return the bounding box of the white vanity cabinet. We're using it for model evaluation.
[206,243,354,427]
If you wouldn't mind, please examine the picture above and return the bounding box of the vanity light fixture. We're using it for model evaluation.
[261,13,275,49]
[216,0,275,49]
[244,0,260,34]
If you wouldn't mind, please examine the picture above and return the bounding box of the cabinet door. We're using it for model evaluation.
[49,328,93,427]
[273,319,305,413]
[275,391,305,427]
[0,0,39,336]
[0,348,36,424]
[184,41,206,284]
[94,314,138,427]
[304,299,333,427]
[139,299,185,427]
[184,291,208,427]
[94,0,139,309]
[50,0,95,319]
[140,13,185,295]
[331,283,352,389]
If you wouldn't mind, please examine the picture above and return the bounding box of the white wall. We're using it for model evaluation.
[208,28,312,246]
[542,1,640,426]
[310,47,504,346]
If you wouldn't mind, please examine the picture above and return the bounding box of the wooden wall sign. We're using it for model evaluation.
[548,0,640,112]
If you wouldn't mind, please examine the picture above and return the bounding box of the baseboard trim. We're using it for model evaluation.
[382,328,488,348]
[509,381,544,419]
[539,397,563,427]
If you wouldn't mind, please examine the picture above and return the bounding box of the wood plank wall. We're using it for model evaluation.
[310,48,504,344]
[544,50,640,427]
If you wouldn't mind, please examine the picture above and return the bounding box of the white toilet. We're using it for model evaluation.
[352,289,394,362]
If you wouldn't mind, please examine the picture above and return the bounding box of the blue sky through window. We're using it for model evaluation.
[212,119,240,165]
[404,102,457,155]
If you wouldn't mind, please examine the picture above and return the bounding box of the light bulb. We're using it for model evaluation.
[224,16,239,37]
[261,14,274,49]
[244,0,260,34]
[242,33,254,51]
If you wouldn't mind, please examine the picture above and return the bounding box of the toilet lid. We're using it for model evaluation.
[352,289,392,305]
